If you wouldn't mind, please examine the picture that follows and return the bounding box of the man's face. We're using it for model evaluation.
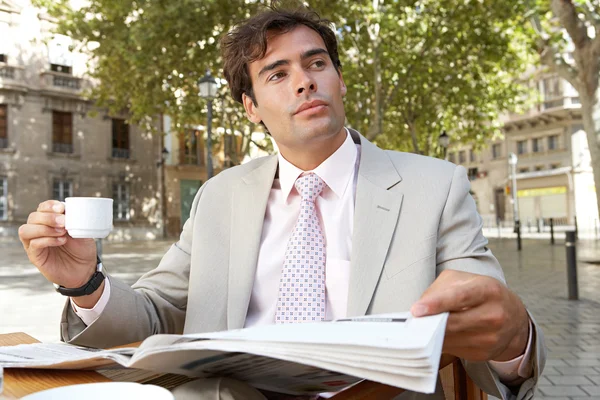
[243,25,347,152]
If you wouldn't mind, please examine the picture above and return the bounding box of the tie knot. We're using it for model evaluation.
[295,173,325,203]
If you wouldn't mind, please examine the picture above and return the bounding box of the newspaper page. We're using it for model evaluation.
[0,312,448,394]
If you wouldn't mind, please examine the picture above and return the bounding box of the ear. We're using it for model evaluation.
[338,71,347,97]
[242,93,262,124]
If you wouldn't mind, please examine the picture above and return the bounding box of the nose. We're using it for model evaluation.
[295,69,317,96]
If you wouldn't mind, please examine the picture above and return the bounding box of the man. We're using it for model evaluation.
[18,6,544,400]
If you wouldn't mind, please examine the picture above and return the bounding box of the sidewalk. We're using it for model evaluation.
[1,238,599,398]
[488,239,600,399]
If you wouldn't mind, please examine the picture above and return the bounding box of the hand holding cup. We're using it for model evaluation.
[18,198,112,290]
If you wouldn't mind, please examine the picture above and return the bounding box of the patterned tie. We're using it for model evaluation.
[276,172,327,324]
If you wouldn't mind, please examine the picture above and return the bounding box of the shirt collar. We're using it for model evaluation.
[277,128,357,203]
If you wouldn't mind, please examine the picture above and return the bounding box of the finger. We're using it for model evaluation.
[19,224,66,241]
[28,236,67,251]
[27,212,65,228]
[411,277,487,317]
[37,200,64,213]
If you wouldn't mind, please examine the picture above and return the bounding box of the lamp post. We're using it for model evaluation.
[156,128,169,238]
[438,130,450,160]
[198,69,219,180]
[508,152,522,251]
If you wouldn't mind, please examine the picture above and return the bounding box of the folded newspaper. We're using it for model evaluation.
[0,312,448,395]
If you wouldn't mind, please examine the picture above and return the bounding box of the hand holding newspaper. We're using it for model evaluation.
[0,312,448,395]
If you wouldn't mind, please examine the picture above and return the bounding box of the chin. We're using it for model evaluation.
[297,119,342,140]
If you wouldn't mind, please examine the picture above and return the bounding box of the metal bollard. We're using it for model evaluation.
[550,218,555,245]
[574,216,578,240]
[565,231,579,300]
[515,220,522,251]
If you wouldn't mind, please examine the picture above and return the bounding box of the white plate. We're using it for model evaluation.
[21,382,174,400]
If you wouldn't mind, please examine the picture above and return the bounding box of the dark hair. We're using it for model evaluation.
[220,5,342,106]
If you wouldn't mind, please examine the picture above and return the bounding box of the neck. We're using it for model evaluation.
[278,127,347,171]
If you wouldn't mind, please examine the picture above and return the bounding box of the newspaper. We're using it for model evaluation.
[0,312,448,395]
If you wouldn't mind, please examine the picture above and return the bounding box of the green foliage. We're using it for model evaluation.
[35,0,534,157]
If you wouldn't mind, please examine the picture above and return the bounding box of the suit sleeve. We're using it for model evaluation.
[59,181,208,348]
[436,165,546,400]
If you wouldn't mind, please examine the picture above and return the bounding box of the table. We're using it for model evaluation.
[0,332,486,400]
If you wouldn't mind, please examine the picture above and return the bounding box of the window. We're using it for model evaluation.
[52,179,73,202]
[492,144,501,159]
[458,151,466,164]
[469,150,476,163]
[180,130,203,165]
[113,183,130,221]
[519,168,529,174]
[467,167,478,181]
[550,163,561,169]
[517,140,527,155]
[0,104,7,148]
[532,138,542,153]
[112,119,130,158]
[0,54,5,63]
[547,135,559,150]
[50,64,72,74]
[52,111,73,153]
[448,152,456,163]
[0,177,7,221]
[535,165,544,172]
[541,76,562,108]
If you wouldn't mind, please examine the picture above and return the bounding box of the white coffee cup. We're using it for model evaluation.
[64,197,113,239]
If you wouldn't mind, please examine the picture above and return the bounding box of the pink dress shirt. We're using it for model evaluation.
[72,128,532,382]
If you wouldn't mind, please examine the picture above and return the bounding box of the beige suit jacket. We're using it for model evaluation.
[61,129,545,399]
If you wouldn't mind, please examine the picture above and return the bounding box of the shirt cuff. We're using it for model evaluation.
[69,276,111,326]
[488,319,534,383]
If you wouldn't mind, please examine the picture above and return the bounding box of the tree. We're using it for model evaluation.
[37,0,532,160]
[312,0,533,156]
[530,0,600,221]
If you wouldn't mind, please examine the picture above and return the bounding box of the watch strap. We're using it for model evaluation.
[55,256,105,297]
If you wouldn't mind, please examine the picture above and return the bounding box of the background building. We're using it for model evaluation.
[0,0,163,240]
[447,72,598,236]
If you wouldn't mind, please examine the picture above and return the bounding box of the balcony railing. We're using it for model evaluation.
[0,64,26,91]
[40,71,85,95]
[53,74,81,89]
[0,65,15,79]
[540,95,580,111]
[112,148,130,159]
[0,137,7,149]
[52,143,73,154]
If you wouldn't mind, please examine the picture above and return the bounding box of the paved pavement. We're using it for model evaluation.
[1,237,599,398]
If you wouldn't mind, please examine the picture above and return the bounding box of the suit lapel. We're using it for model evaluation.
[347,129,403,317]
[228,155,278,329]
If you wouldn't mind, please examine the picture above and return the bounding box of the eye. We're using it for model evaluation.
[311,60,326,68]
[268,71,286,82]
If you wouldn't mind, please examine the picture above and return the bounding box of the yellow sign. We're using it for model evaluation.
[517,186,567,198]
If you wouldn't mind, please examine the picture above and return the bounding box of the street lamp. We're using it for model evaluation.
[438,130,450,159]
[508,152,522,251]
[198,69,219,180]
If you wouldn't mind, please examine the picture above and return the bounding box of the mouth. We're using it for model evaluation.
[294,100,328,115]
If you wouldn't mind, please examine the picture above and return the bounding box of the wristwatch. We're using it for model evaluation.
[54,256,105,297]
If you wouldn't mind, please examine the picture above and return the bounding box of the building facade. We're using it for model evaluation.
[447,72,598,236]
[0,0,162,240]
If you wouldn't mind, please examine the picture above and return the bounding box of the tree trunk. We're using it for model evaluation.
[579,89,600,223]
[408,121,420,154]
[369,38,384,141]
